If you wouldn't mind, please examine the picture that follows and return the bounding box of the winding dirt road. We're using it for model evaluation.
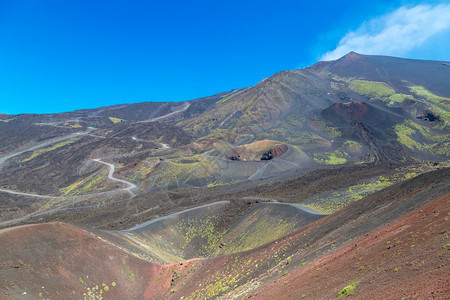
[0,130,136,199]
[92,159,137,196]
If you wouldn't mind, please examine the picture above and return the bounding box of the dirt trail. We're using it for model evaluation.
[126,201,230,231]
[92,159,137,197]
[0,130,136,199]
[131,136,170,149]
[0,136,138,225]
[0,130,91,168]
[138,102,190,123]
[0,129,114,200]
[0,188,57,199]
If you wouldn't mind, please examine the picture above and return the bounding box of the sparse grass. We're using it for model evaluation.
[284,129,327,145]
[349,80,419,107]
[309,118,342,138]
[109,116,124,124]
[78,278,116,300]
[177,215,225,253]
[23,139,77,163]
[410,86,449,103]
[350,80,395,98]
[190,274,240,298]
[409,86,450,128]
[313,150,347,165]
[405,120,448,142]
[216,90,244,105]
[206,180,235,188]
[387,93,413,106]
[343,140,362,153]
[216,217,298,255]
[303,167,427,214]
[60,171,106,196]
[337,281,359,297]
[394,120,450,156]
[187,259,252,299]
[146,154,222,189]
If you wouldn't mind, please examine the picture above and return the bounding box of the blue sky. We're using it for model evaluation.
[1,0,449,114]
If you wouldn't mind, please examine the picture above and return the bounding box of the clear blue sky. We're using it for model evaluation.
[1,0,449,114]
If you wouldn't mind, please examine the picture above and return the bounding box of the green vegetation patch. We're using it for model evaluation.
[120,233,183,263]
[410,85,450,103]
[343,140,362,153]
[387,93,414,106]
[177,215,225,254]
[23,139,77,163]
[60,171,107,196]
[145,155,222,189]
[109,116,124,124]
[409,86,450,128]
[187,255,259,299]
[216,90,244,105]
[349,80,417,106]
[189,273,240,299]
[287,131,327,145]
[350,80,395,98]
[309,118,342,138]
[304,168,424,214]
[313,150,347,165]
[216,217,298,255]
[394,120,450,156]
[206,180,238,188]
[405,119,448,142]
[338,281,360,297]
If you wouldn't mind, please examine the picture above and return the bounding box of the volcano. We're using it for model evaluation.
[0,52,449,299]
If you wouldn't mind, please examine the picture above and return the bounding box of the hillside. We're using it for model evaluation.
[0,52,449,299]
[1,167,448,299]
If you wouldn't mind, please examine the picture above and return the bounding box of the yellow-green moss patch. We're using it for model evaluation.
[23,139,77,163]
[109,117,124,124]
[338,281,359,297]
[350,80,395,98]
[313,150,347,165]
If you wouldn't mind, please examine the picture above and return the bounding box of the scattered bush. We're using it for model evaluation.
[338,281,360,297]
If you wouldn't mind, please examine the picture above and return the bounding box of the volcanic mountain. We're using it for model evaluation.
[0,53,449,299]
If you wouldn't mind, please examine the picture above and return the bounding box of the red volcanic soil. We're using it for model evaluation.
[256,193,449,299]
[225,140,288,161]
[0,222,199,299]
[333,101,368,121]
[0,168,448,299]
[170,168,449,299]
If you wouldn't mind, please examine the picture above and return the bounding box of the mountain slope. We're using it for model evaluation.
[1,52,449,227]
[310,51,450,96]
[0,52,449,299]
[1,166,447,299]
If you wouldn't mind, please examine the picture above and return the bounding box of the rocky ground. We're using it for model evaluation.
[0,167,448,299]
